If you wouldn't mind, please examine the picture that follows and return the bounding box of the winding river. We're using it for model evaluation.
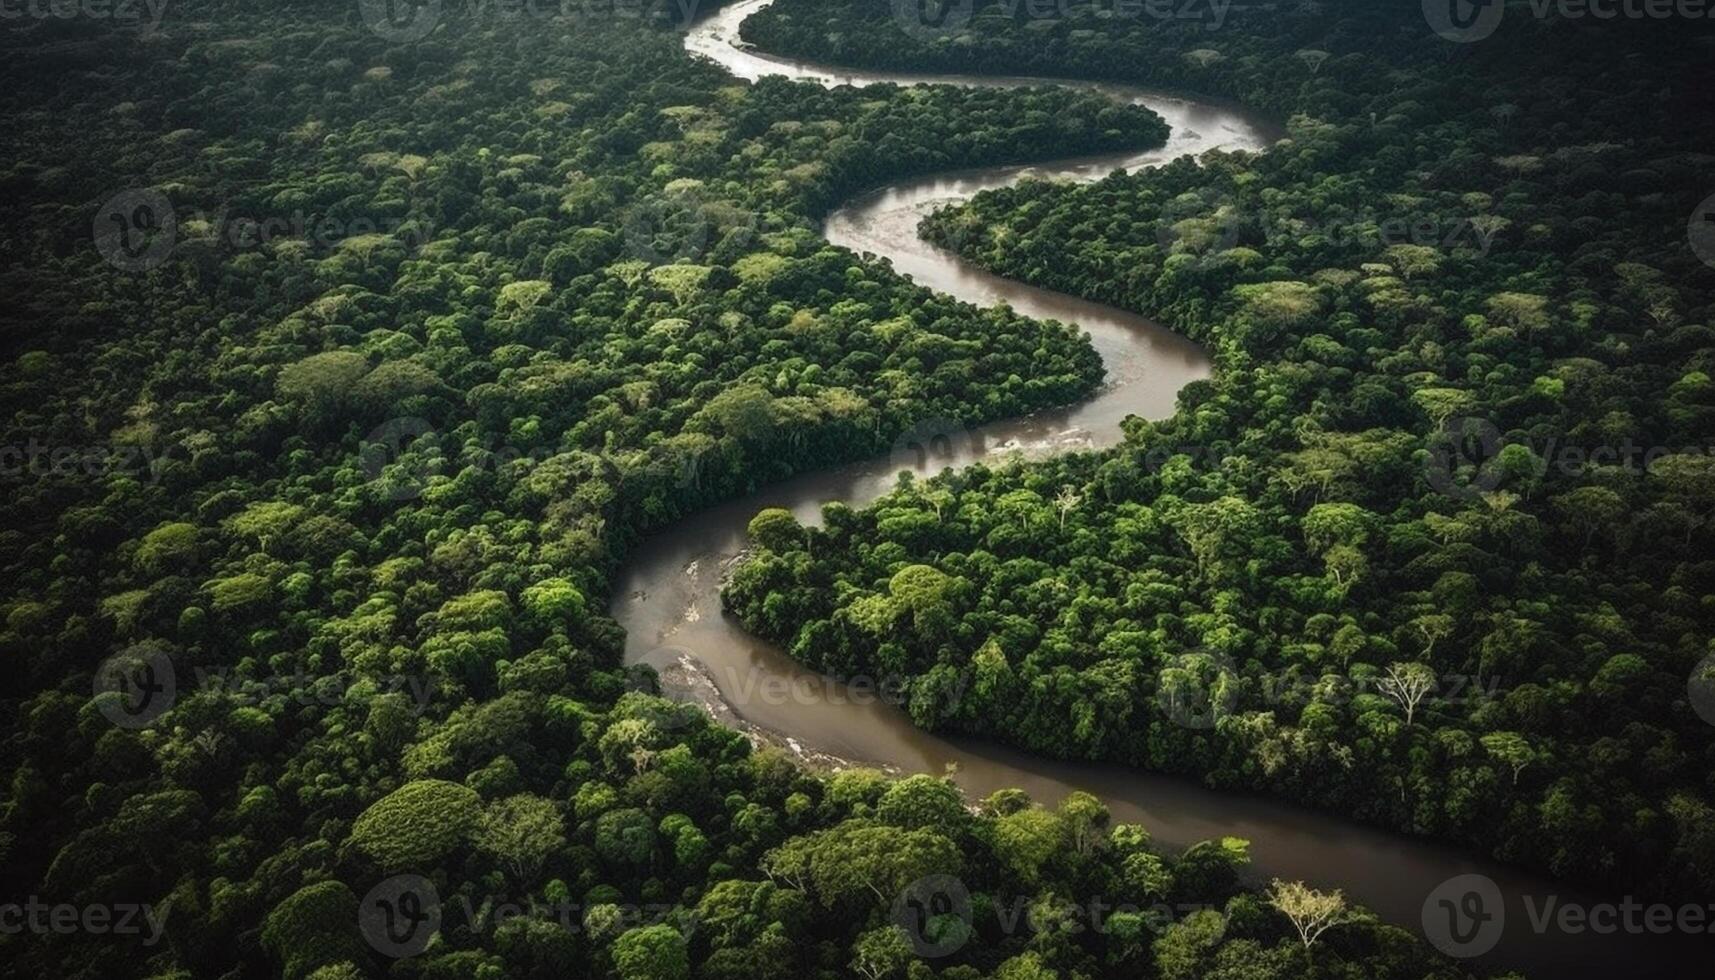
[612,2,1709,975]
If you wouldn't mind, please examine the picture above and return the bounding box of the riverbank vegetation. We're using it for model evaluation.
[727,0,1715,904]
[2,0,1699,975]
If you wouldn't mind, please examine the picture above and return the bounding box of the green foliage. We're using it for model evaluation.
[762,819,961,907]
[612,924,689,980]
[0,1,1691,978]
[729,0,1715,907]
[261,882,366,980]
[746,508,804,553]
[521,577,587,628]
[473,793,564,884]
[594,807,657,866]
[874,774,966,830]
[349,779,482,870]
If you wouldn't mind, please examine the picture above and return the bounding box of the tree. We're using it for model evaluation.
[1302,502,1372,554]
[993,807,1067,882]
[1174,495,1262,581]
[497,279,553,313]
[612,925,689,980]
[763,820,960,907]
[521,577,587,628]
[1060,791,1109,855]
[1152,908,1226,980]
[595,808,657,866]
[748,508,805,553]
[474,794,564,884]
[1411,614,1455,657]
[1234,280,1320,332]
[850,926,913,980]
[994,951,1058,980]
[262,882,367,980]
[1553,486,1626,547]
[888,564,958,637]
[1266,879,1360,949]
[1377,662,1436,727]
[1054,485,1083,529]
[349,780,481,871]
[135,521,198,573]
[875,774,966,831]
[1486,291,1549,333]
[1119,851,1172,902]
[1651,454,1715,539]
[1481,731,1536,786]
[1413,387,1475,427]
[1384,243,1441,279]
[276,350,371,424]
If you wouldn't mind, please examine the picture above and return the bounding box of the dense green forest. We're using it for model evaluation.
[5,0,1710,975]
[0,0,1512,978]
[727,0,1715,905]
